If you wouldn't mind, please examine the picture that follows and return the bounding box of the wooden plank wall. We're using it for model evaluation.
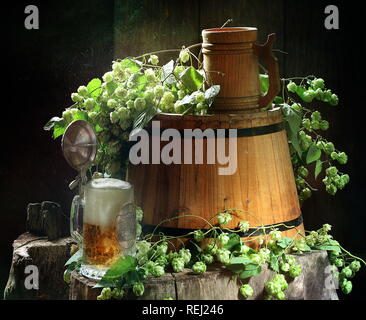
[114,0,286,71]
[113,0,200,62]
[283,0,364,254]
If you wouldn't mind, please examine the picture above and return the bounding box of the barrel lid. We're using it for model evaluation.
[153,108,283,130]
[202,27,257,43]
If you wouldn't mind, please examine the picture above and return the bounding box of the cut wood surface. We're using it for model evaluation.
[70,250,338,300]
[4,233,75,300]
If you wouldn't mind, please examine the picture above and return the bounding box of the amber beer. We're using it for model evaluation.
[82,178,134,269]
[83,223,120,266]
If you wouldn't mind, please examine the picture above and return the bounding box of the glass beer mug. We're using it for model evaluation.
[70,178,136,279]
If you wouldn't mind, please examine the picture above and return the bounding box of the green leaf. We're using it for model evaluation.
[72,109,89,122]
[204,85,220,100]
[315,160,323,179]
[95,124,103,133]
[106,81,118,96]
[229,256,252,265]
[273,96,284,104]
[329,239,341,246]
[276,237,294,249]
[94,103,101,112]
[128,73,148,92]
[130,105,161,138]
[306,143,321,164]
[53,122,67,139]
[51,109,88,139]
[65,249,82,266]
[120,58,142,72]
[93,278,117,289]
[87,78,102,99]
[223,233,241,251]
[239,263,261,279]
[136,74,148,91]
[269,254,279,272]
[226,263,245,274]
[259,74,269,95]
[295,86,306,100]
[246,248,257,255]
[180,66,204,91]
[281,103,303,158]
[124,270,141,286]
[204,85,220,107]
[44,116,63,131]
[176,92,196,107]
[161,60,175,85]
[102,256,137,280]
[281,103,302,134]
[286,122,302,157]
[66,260,81,273]
[313,245,341,252]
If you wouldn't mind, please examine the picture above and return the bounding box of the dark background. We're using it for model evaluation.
[1,0,365,299]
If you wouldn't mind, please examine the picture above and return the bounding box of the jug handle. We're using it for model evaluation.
[253,33,281,108]
[70,195,83,245]
[116,203,137,256]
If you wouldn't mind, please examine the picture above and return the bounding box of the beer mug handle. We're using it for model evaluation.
[70,195,83,244]
[116,203,136,256]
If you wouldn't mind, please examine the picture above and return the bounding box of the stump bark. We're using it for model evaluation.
[4,233,75,300]
[26,201,69,240]
[70,250,338,300]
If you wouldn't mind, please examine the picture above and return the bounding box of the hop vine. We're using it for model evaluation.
[259,74,350,203]
[44,46,220,178]
[64,208,365,300]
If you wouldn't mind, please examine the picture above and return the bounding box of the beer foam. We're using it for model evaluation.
[89,178,132,190]
[84,178,133,228]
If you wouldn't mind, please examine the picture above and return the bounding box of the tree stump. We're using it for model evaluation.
[4,233,75,300]
[70,250,338,300]
[4,234,338,300]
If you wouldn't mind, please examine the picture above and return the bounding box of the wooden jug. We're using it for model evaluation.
[202,27,280,112]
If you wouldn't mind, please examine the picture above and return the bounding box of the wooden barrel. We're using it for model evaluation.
[127,108,304,243]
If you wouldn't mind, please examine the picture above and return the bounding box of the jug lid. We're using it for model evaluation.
[62,120,97,171]
[202,27,257,43]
